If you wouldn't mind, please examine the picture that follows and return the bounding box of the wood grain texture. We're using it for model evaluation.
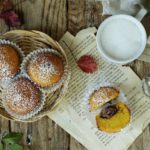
[70,137,87,150]
[14,0,44,30]
[128,126,150,150]
[31,117,69,150]
[68,0,103,35]
[0,0,150,150]
[31,117,50,150]
[0,19,9,34]
[13,0,67,40]
[41,0,67,40]
[47,118,69,150]
[10,121,30,149]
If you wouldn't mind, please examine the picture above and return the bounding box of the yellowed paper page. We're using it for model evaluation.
[48,28,150,150]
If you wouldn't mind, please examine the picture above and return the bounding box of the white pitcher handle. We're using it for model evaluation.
[135,5,147,21]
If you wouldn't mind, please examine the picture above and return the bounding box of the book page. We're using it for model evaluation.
[48,28,150,150]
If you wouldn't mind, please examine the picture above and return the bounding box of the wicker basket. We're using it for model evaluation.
[0,30,70,122]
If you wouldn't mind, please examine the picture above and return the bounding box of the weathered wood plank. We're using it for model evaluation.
[31,117,49,150]
[0,0,150,150]
[41,0,67,40]
[70,137,87,150]
[13,0,67,40]
[0,19,9,34]
[0,118,9,150]
[128,126,150,150]
[10,121,29,149]
[129,134,144,150]
[142,15,150,36]
[142,126,150,150]
[0,118,9,133]
[130,60,150,79]
[30,117,69,150]
[13,0,44,31]
[68,0,103,35]
[47,118,69,150]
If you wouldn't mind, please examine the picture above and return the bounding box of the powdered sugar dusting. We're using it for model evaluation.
[21,48,69,93]
[3,78,41,114]
[38,58,59,80]
[92,87,119,104]
[93,90,108,104]
[0,40,24,83]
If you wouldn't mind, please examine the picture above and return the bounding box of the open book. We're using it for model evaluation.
[47,28,150,150]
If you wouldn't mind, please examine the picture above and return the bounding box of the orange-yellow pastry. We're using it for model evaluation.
[27,52,64,88]
[89,87,119,111]
[0,45,20,80]
[2,77,41,115]
[96,102,130,133]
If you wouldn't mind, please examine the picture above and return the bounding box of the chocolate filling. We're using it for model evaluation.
[100,105,118,119]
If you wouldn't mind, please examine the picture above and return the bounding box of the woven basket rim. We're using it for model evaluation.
[0,29,70,122]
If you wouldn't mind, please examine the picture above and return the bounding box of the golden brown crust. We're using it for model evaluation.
[96,102,131,133]
[27,53,64,88]
[4,78,41,115]
[89,87,119,111]
[0,45,20,80]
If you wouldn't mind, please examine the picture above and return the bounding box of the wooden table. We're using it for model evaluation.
[0,0,150,149]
